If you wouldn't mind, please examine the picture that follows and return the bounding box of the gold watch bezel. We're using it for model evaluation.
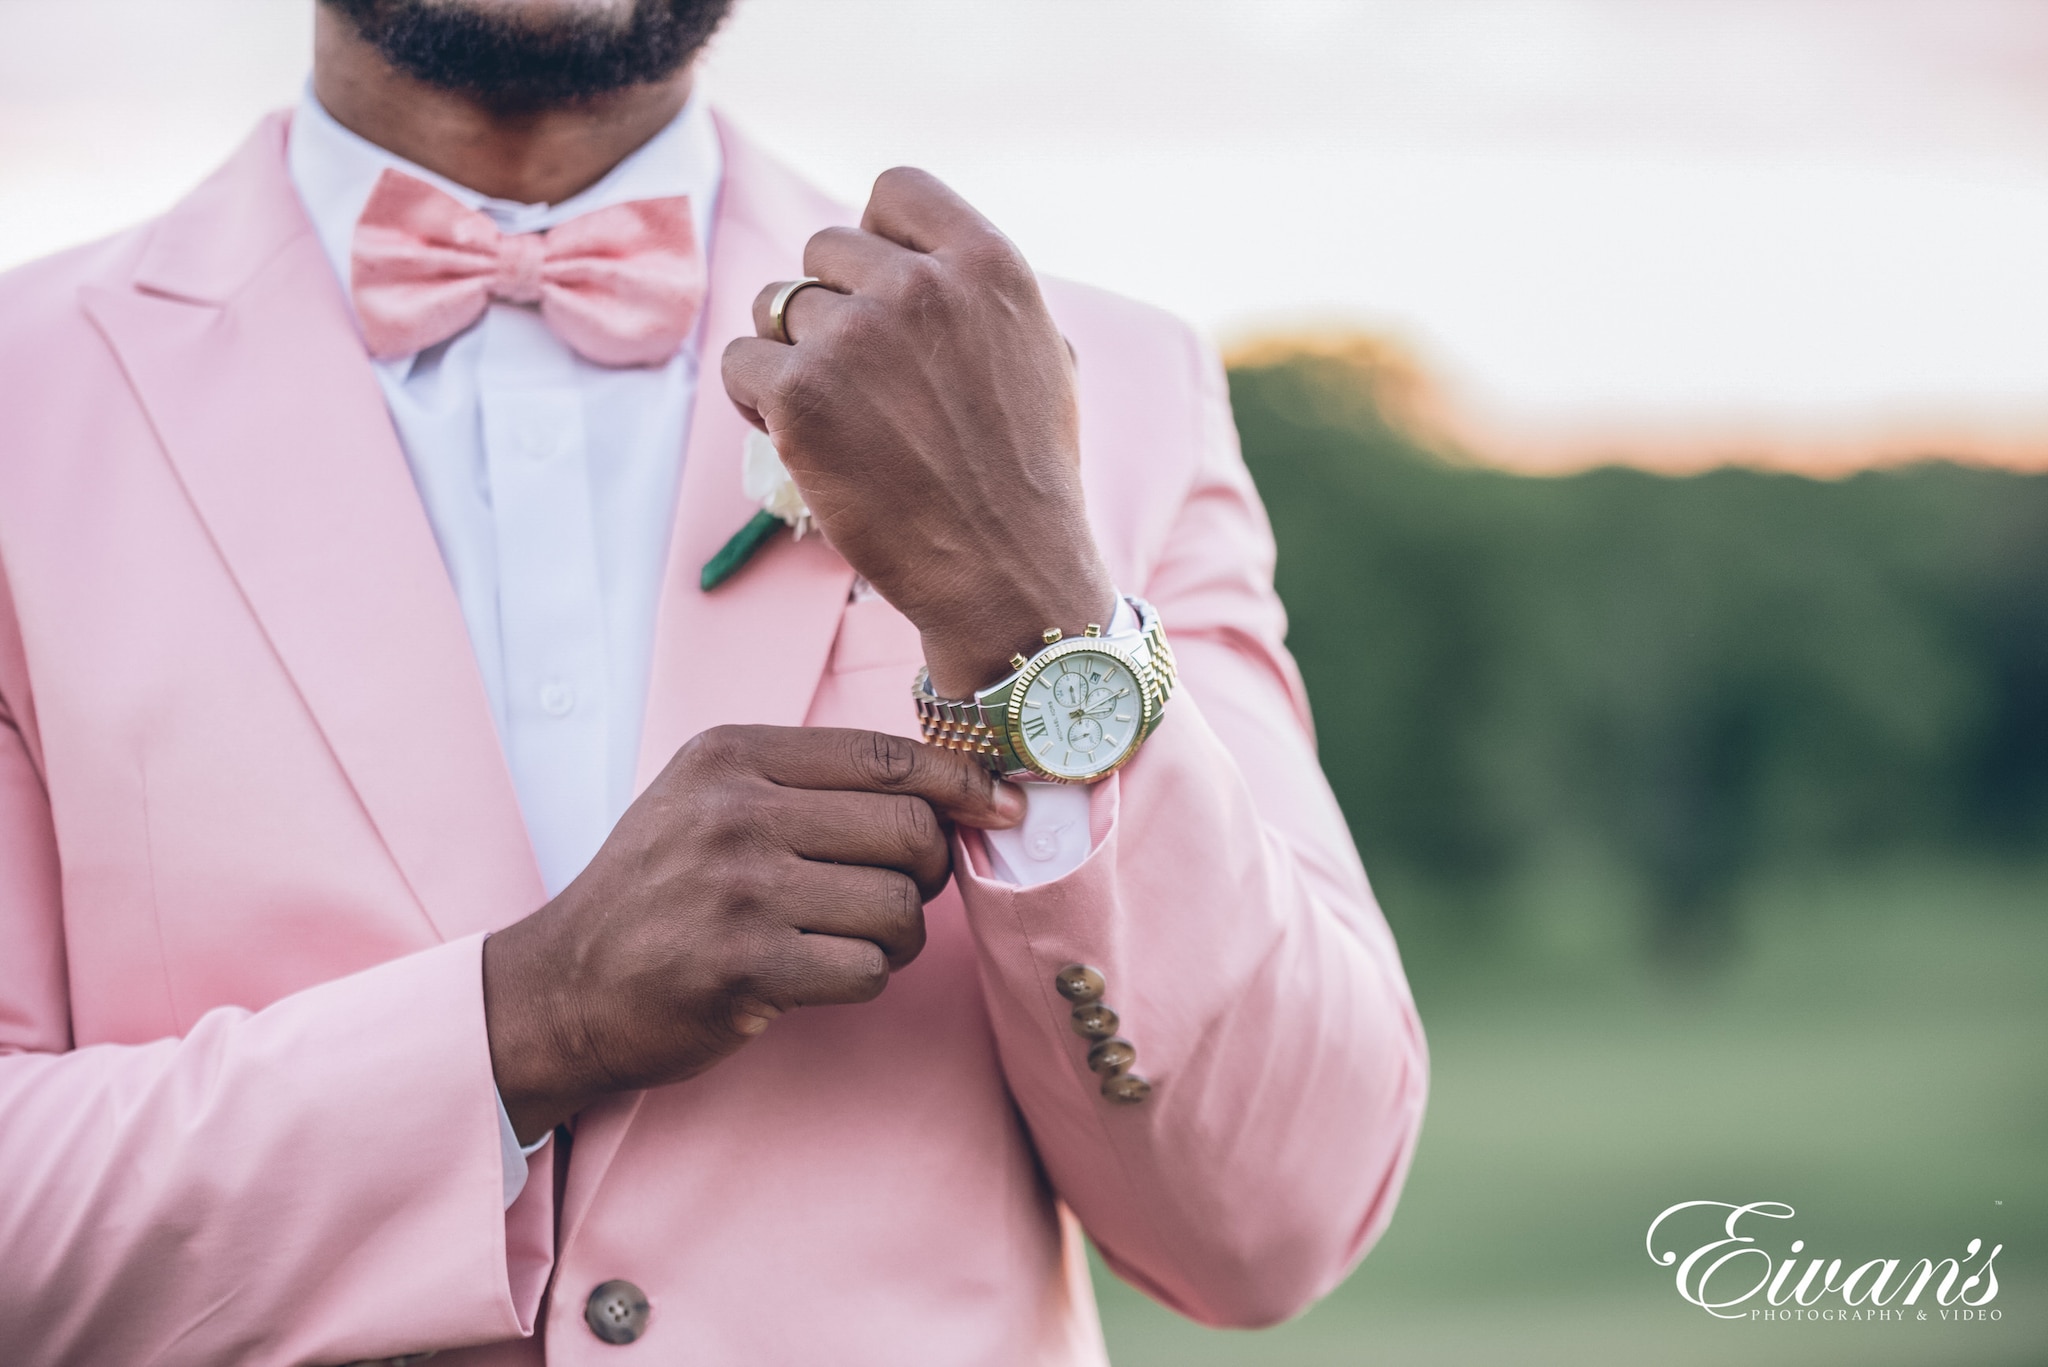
[1001,637,1160,783]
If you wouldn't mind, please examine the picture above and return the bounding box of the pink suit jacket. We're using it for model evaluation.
[0,113,1426,1366]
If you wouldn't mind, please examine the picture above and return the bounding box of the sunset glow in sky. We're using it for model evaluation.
[4,0,2044,469]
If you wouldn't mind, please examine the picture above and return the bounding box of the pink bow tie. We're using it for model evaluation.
[349,168,706,368]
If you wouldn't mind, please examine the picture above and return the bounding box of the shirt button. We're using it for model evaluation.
[584,1279,650,1345]
[1054,964,1106,1004]
[1027,823,1070,861]
[1070,1002,1120,1040]
[539,681,575,717]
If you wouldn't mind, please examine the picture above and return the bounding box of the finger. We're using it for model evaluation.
[721,335,793,431]
[779,932,893,1008]
[803,224,911,292]
[744,726,1028,829]
[772,788,952,900]
[751,277,848,345]
[784,861,927,970]
[860,166,999,255]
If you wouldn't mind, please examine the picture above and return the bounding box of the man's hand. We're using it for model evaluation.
[483,726,1025,1143]
[722,168,1117,698]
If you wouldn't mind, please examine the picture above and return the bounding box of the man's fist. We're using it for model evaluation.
[483,726,1025,1143]
[722,168,1117,697]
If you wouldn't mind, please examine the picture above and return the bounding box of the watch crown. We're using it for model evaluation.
[1009,653,1029,671]
[1042,628,1063,645]
[1084,623,1103,638]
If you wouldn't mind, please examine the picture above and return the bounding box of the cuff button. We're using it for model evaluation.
[1054,963,1106,1004]
[1070,1002,1120,1039]
[1086,1037,1136,1076]
[1102,1072,1153,1104]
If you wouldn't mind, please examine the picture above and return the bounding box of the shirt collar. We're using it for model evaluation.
[286,85,723,363]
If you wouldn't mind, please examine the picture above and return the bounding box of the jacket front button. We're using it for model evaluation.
[1054,964,1106,1004]
[585,1279,650,1345]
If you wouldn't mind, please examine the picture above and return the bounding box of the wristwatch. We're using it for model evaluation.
[913,596,1177,782]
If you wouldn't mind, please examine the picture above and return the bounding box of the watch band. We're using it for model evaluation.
[913,596,1177,778]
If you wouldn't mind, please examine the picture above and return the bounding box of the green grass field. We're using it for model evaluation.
[1091,863,2048,1366]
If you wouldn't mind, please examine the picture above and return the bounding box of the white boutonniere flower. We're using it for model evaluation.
[741,427,813,539]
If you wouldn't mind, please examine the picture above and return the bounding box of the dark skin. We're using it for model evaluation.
[313,4,691,205]
[318,2,1116,1142]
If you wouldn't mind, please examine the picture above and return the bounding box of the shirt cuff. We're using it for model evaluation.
[496,1087,553,1211]
[978,593,1141,887]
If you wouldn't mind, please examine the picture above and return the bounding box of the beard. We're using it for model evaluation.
[322,0,736,109]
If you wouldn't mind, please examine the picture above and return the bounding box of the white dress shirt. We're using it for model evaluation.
[285,89,1112,1208]
[291,91,720,902]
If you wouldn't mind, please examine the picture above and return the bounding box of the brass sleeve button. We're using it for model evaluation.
[585,1279,650,1345]
[1070,1002,1120,1039]
[1087,1037,1136,1076]
[1102,1072,1153,1105]
[1055,964,1106,1004]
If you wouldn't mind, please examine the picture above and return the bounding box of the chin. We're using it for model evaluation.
[325,0,735,107]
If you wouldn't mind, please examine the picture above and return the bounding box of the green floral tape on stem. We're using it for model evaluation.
[700,509,784,591]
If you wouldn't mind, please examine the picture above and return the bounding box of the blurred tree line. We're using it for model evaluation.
[1229,339,2048,963]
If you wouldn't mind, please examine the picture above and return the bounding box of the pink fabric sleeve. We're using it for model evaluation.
[0,699,553,1365]
[955,334,1428,1327]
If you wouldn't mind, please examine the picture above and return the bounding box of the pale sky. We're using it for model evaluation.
[4,0,2045,468]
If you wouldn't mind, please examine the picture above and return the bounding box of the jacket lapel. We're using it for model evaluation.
[82,113,544,943]
[632,115,858,789]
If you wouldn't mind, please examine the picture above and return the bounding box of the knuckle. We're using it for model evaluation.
[688,776,772,851]
[850,941,890,997]
[804,224,859,266]
[769,354,806,403]
[937,749,988,810]
[864,868,925,956]
[895,795,940,853]
[893,874,926,936]
[956,230,1024,281]
[712,859,771,917]
[894,252,950,310]
[772,355,828,424]
[674,730,714,773]
[873,165,923,200]
[686,724,745,770]
[858,730,919,789]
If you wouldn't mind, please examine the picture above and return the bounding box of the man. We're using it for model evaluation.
[0,1,1425,1362]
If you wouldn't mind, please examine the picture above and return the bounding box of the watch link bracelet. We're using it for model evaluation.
[913,596,1177,783]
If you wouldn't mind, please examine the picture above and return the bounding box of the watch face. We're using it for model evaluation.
[1013,647,1146,780]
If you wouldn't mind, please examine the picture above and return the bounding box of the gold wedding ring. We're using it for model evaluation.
[768,276,825,345]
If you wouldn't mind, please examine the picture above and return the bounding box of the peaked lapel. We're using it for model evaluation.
[632,115,859,789]
[82,113,544,943]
